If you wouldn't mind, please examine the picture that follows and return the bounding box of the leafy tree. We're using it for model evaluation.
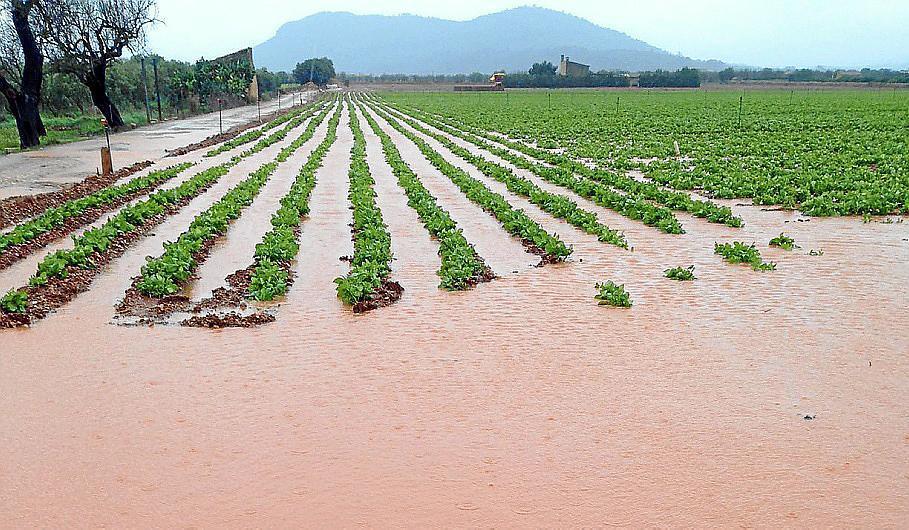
[34,0,157,128]
[293,57,335,86]
[528,61,556,77]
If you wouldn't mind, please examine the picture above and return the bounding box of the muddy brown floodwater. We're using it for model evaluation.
[1,98,908,526]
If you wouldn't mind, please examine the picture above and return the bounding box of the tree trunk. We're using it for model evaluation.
[3,0,45,148]
[0,76,42,148]
[86,63,124,128]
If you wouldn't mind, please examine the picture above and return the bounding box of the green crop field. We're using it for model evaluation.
[384,89,909,217]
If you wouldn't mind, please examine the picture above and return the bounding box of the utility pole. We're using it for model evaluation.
[140,57,151,123]
[738,94,744,128]
[152,57,163,122]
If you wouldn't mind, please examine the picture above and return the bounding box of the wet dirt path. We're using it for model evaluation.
[0,94,318,200]
[1,95,908,527]
[361,104,537,277]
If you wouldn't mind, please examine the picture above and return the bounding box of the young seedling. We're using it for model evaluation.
[664,265,696,281]
[595,281,633,308]
[769,233,798,250]
[1,289,28,314]
[714,241,776,271]
[808,249,825,256]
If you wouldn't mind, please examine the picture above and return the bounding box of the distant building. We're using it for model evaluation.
[454,72,506,92]
[489,72,506,85]
[558,55,590,77]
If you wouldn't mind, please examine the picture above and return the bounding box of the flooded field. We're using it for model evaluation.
[1,92,907,526]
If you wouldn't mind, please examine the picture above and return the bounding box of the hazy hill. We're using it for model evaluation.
[253,7,727,74]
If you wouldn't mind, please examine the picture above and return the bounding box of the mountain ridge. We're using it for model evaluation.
[254,6,728,74]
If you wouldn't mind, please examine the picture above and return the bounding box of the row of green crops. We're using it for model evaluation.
[381,98,743,228]
[26,162,234,292]
[334,100,396,305]
[355,100,492,290]
[367,100,628,249]
[136,101,336,297]
[248,101,343,301]
[375,98,685,234]
[381,90,909,217]
[0,162,192,254]
[366,100,572,262]
[204,99,324,157]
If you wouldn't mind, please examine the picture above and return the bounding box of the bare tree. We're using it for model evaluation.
[0,0,45,148]
[35,0,155,127]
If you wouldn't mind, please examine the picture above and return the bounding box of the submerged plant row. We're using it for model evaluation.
[204,99,324,157]
[381,97,743,228]
[0,162,192,260]
[376,99,685,234]
[334,99,402,312]
[363,98,571,263]
[356,100,493,291]
[248,102,343,301]
[368,100,628,249]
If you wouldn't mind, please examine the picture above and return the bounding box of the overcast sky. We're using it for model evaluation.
[146,0,909,69]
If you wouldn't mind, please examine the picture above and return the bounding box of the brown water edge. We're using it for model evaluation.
[2,122,908,525]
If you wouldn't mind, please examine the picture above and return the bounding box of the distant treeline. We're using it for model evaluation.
[705,67,909,84]
[343,69,701,88]
[509,66,701,88]
[340,73,491,84]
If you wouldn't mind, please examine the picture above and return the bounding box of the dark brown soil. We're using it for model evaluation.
[352,279,405,313]
[468,259,496,287]
[180,311,275,328]
[192,266,256,313]
[0,161,153,230]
